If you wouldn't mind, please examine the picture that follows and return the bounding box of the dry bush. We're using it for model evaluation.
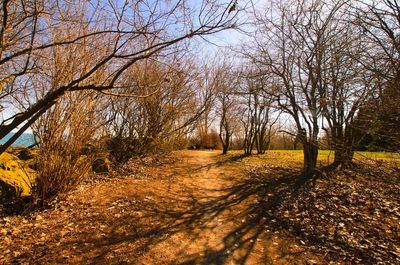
[106,136,151,165]
[31,92,99,205]
[189,129,222,150]
[103,59,206,163]
[106,135,184,166]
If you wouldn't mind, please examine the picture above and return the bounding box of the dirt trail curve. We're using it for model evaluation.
[1,151,310,265]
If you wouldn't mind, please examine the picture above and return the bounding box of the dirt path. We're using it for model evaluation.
[1,151,312,264]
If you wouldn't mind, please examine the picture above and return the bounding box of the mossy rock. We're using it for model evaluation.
[0,152,35,199]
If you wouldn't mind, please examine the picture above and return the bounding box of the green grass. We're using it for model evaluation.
[266,149,399,159]
[221,149,399,167]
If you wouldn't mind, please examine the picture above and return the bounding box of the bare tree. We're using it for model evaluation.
[311,2,375,167]
[214,63,239,154]
[248,0,351,178]
[0,0,240,154]
[103,57,212,162]
[191,62,221,150]
[354,0,400,81]
[31,91,99,204]
[238,71,279,155]
[239,74,256,155]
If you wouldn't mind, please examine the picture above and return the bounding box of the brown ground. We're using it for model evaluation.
[1,151,319,265]
[2,150,399,264]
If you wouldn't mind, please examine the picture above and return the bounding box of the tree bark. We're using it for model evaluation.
[222,143,229,155]
[243,138,253,155]
[331,125,355,168]
[302,141,318,180]
[219,132,230,155]
[333,141,354,168]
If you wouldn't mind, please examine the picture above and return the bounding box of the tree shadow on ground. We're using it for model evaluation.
[7,154,393,264]
[55,165,310,265]
[188,153,248,173]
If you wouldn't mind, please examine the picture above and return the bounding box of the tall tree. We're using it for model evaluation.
[316,3,373,167]
[214,63,238,154]
[248,0,348,178]
[352,0,400,151]
[238,72,279,155]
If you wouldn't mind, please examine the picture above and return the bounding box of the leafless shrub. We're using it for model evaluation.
[31,92,99,205]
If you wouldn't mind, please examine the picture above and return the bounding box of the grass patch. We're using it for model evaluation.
[218,149,399,168]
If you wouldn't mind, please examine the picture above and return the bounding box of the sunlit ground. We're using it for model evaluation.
[218,149,400,168]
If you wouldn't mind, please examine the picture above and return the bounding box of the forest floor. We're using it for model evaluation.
[1,150,399,264]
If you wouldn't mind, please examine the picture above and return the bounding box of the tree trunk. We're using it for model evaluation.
[219,117,230,155]
[256,131,266,154]
[222,144,229,155]
[302,141,318,180]
[256,138,265,154]
[0,89,64,155]
[243,139,253,155]
[332,126,355,168]
[333,142,354,168]
[219,132,230,155]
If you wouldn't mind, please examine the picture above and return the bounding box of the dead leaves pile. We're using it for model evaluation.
[111,154,179,179]
[250,165,400,264]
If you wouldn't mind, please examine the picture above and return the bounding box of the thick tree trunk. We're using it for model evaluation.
[244,146,251,155]
[255,129,264,154]
[219,130,230,155]
[222,144,229,155]
[257,148,263,154]
[302,141,318,180]
[333,143,354,168]
[220,133,229,155]
[331,126,355,168]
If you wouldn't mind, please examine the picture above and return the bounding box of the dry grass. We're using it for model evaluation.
[31,92,100,205]
[218,150,400,168]
[0,152,35,197]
